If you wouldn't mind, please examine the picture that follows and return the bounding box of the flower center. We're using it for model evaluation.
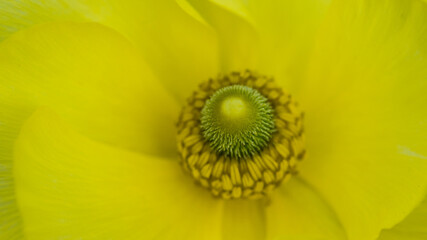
[176,70,306,199]
[200,85,275,158]
[222,97,246,118]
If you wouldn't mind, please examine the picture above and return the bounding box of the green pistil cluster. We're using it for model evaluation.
[201,85,275,158]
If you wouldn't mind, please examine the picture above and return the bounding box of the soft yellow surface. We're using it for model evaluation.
[198,0,331,95]
[14,108,223,240]
[378,195,427,240]
[185,0,259,72]
[222,200,265,240]
[100,0,219,103]
[0,0,219,103]
[0,22,178,239]
[299,0,427,239]
[266,178,346,240]
[0,21,178,154]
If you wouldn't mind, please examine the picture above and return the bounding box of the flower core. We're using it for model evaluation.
[200,85,275,158]
[177,71,305,199]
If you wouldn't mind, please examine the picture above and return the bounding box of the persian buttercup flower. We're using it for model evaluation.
[1,0,427,239]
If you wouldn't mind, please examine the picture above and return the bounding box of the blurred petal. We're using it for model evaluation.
[0,22,177,238]
[14,108,223,240]
[300,1,427,239]
[222,200,265,240]
[266,178,346,240]
[105,0,219,102]
[185,0,259,71]
[136,1,219,102]
[377,194,427,240]
[207,0,331,94]
[0,21,178,154]
[378,195,427,240]
[0,0,219,102]
[0,1,95,40]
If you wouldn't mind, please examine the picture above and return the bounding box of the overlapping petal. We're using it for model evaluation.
[185,0,259,72]
[186,0,331,94]
[299,0,427,239]
[14,108,223,240]
[0,0,219,102]
[107,0,219,102]
[0,22,177,238]
[266,178,346,240]
[378,195,427,240]
[222,200,265,240]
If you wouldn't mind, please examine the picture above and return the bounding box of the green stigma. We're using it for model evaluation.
[201,85,275,158]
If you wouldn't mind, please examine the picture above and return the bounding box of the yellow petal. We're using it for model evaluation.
[0,22,177,238]
[266,178,346,240]
[14,108,223,240]
[185,0,259,72]
[222,200,265,240]
[0,21,179,154]
[0,0,219,102]
[206,0,331,94]
[300,1,427,239]
[126,1,219,102]
[0,1,96,40]
[378,195,427,240]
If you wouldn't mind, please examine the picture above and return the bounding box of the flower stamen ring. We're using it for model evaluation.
[176,70,305,199]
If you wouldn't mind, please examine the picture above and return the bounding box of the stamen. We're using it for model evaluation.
[176,70,305,199]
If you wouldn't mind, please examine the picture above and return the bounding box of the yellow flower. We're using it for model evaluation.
[1,0,426,240]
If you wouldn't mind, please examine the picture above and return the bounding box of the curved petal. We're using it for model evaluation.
[222,200,265,240]
[205,0,332,94]
[14,108,223,240]
[299,1,427,239]
[266,178,346,240]
[128,1,219,102]
[0,0,219,102]
[0,1,95,40]
[0,21,178,153]
[0,22,178,239]
[378,195,427,240]
[185,0,259,72]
